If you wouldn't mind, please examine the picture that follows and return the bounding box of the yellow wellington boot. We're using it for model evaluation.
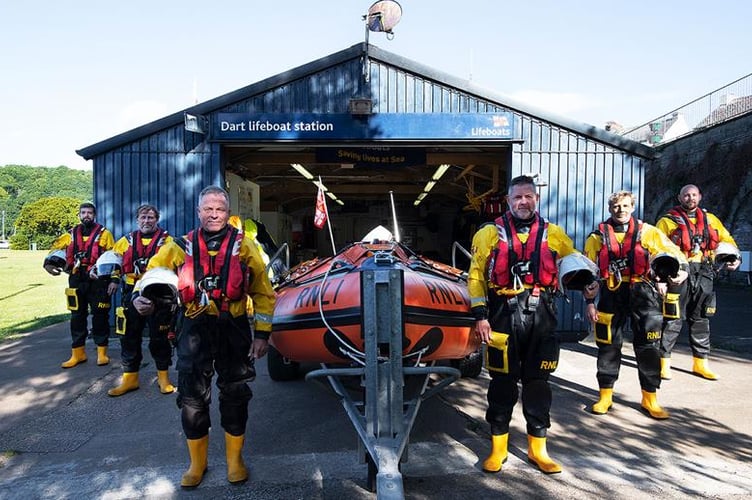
[692,357,719,380]
[482,433,509,473]
[225,432,248,484]
[97,346,110,366]
[527,435,562,474]
[61,347,87,369]
[108,372,140,397]
[181,436,209,489]
[640,390,670,419]
[591,388,613,415]
[660,358,672,380]
[157,370,176,394]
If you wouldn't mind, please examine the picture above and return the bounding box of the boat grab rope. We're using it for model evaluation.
[317,258,367,365]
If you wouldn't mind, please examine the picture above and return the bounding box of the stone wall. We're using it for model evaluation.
[643,112,752,250]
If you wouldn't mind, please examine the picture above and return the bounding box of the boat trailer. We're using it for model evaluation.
[305,265,464,499]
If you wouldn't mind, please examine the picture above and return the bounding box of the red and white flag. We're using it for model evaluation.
[313,185,328,229]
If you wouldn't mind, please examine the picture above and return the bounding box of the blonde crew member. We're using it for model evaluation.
[584,191,687,419]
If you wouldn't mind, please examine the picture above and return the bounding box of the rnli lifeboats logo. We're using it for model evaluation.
[492,115,510,127]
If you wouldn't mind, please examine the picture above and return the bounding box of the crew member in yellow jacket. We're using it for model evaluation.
[468,175,598,475]
[133,186,275,489]
[583,190,687,419]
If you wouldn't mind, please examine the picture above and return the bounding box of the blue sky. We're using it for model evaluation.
[1,1,750,170]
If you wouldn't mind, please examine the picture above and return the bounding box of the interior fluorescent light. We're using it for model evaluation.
[326,191,337,201]
[424,180,436,192]
[417,192,427,201]
[432,164,450,181]
[291,163,314,180]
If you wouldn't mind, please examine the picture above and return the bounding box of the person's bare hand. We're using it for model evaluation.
[132,296,155,316]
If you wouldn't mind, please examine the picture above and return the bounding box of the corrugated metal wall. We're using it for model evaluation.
[89,52,648,334]
[93,129,219,239]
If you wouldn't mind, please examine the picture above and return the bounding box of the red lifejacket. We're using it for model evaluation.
[596,217,650,280]
[489,212,558,288]
[666,207,720,256]
[122,227,168,274]
[65,223,105,272]
[177,227,247,306]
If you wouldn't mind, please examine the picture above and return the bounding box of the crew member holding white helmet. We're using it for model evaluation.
[656,184,740,380]
[468,175,599,476]
[98,204,175,397]
[584,190,687,420]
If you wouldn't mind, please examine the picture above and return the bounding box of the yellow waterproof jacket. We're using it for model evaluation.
[49,226,115,274]
[113,232,174,285]
[584,221,687,287]
[147,232,276,333]
[468,219,577,311]
[656,211,736,263]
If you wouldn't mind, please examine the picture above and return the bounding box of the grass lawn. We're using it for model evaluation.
[0,250,70,342]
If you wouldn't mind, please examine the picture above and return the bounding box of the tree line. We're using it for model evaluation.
[0,165,92,249]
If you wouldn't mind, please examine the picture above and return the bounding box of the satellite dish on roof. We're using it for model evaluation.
[366,0,402,34]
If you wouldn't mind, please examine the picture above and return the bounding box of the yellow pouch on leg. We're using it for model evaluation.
[594,312,614,345]
[485,331,510,373]
[65,288,79,311]
[115,307,127,335]
[662,293,680,319]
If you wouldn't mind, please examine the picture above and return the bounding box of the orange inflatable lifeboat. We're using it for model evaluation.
[270,227,479,369]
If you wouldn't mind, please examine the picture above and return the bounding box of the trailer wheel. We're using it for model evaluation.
[451,348,483,378]
[267,345,300,381]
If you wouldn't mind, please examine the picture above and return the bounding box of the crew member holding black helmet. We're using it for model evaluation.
[656,184,741,381]
[584,191,687,419]
[44,202,115,368]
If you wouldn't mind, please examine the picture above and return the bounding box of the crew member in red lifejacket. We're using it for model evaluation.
[468,175,598,475]
[584,191,687,420]
[44,202,115,369]
[656,184,740,380]
[133,186,275,489]
[101,204,175,397]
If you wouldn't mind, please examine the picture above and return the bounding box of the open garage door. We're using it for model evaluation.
[224,144,512,266]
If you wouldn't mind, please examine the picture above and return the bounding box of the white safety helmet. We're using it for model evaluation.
[134,267,179,306]
[94,251,123,277]
[44,250,68,273]
[714,242,741,265]
[650,253,680,282]
[557,253,599,292]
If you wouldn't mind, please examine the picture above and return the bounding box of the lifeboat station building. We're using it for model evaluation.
[77,42,654,334]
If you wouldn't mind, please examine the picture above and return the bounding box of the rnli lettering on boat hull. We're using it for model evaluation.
[271,240,479,364]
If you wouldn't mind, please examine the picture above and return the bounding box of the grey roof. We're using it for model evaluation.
[77,42,655,160]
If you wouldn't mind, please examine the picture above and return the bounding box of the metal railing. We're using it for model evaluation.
[622,73,752,146]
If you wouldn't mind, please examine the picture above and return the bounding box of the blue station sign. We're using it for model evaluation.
[211,112,515,141]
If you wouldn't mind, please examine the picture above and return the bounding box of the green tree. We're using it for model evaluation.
[0,165,92,235]
[12,197,81,249]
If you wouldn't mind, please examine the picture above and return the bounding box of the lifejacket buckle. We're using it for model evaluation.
[525,285,541,312]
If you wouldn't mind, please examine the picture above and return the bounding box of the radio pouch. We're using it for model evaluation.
[65,287,79,311]
[662,293,680,319]
[486,331,510,373]
[594,311,614,345]
[115,306,126,335]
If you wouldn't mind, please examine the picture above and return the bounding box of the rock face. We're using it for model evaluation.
[643,112,752,250]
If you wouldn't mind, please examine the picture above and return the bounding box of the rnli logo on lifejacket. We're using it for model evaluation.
[421,279,469,306]
[646,330,661,341]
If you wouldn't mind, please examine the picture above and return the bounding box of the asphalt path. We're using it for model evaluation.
[0,284,750,499]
